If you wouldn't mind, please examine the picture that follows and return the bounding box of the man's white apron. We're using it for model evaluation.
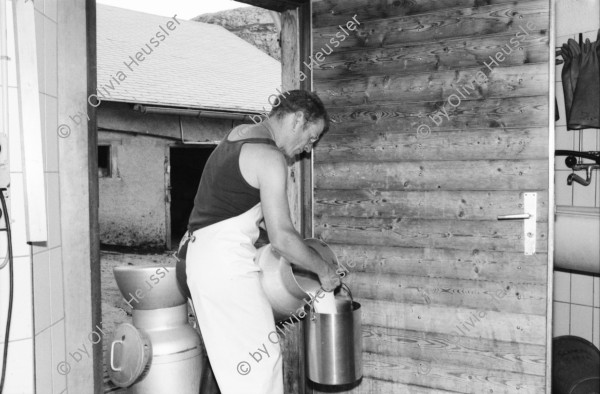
[185,203,284,394]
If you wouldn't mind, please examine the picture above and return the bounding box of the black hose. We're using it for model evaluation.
[0,188,13,394]
[555,150,600,163]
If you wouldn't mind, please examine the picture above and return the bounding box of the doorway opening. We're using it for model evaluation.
[169,145,215,249]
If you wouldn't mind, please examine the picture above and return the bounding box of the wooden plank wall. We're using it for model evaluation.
[311,0,550,393]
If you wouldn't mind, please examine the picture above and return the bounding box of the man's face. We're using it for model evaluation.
[282,112,325,159]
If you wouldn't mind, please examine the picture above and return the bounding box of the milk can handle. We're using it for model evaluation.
[339,283,354,302]
[110,340,124,372]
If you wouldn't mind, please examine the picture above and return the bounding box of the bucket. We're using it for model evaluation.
[552,335,600,394]
[304,284,362,385]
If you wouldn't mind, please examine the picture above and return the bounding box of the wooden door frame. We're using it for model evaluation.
[235,0,307,13]
[298,1,313,239]
[546,0,556,392]
[59,0,102,392]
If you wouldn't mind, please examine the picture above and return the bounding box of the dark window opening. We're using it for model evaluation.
[98,145,111,177]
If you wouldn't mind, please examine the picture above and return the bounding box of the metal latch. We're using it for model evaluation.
[497,192,537,255]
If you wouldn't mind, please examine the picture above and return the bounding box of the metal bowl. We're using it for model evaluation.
[256,238,337,322]
[113,265,183,310]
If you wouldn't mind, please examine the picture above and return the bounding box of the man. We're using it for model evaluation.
[182,90,340,393]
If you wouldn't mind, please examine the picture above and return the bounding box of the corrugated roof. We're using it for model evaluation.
[96,4,282,113]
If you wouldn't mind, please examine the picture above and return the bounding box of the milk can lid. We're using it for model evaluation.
[106,323,152,388]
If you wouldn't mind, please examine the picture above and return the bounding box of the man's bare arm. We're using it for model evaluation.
[247,145,340,290]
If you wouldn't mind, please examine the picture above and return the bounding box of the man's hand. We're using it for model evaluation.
[318,262,341,292]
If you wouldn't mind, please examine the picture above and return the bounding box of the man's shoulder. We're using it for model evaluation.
[240,142,286,185]
[243,142,284,164]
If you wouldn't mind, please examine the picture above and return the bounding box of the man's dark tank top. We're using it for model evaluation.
[187,128,276,233]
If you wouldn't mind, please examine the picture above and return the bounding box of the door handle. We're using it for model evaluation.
[497,193,537,255]
[110,340,124,371]
[497,213,531,220]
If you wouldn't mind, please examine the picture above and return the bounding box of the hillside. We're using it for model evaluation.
[193,7,281,61]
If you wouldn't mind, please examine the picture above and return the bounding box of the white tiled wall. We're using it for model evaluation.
[552,0,600,349]
[0,0,65,393]
[553,272,600,348]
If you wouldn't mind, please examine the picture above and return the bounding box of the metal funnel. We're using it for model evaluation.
[113,265,184,310]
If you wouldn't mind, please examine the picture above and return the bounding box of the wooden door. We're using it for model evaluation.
[311,0,551,392]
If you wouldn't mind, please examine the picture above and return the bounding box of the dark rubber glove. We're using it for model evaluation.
[569,31,600,129]
[561,38,581,127]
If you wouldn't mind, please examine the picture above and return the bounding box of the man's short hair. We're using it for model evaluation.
[269,90,330,133]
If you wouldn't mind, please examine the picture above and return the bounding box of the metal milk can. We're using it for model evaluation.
[107,265,203,393]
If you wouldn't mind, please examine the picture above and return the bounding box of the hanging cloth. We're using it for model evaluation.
[560,31,600,129]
